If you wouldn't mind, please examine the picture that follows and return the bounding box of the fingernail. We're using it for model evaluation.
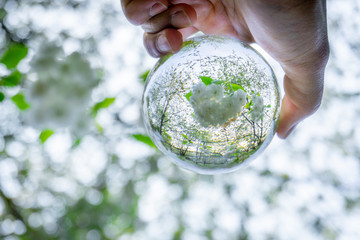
[157,35,172,52]
[149,2,167,17]
[171,10,192,27]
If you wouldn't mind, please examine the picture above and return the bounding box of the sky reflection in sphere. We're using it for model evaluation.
[143,35,280,174]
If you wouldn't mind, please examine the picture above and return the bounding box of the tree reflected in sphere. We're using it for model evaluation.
[143,35,280,174]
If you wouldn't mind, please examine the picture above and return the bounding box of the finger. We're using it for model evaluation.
[121,0,169,26]
[276,73,324,139]
[277,95,304,139]
[275,34,329,139]
[142,4,196,33]
[144,28,183,57]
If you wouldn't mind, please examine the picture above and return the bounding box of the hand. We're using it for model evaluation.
[121,0,329,139]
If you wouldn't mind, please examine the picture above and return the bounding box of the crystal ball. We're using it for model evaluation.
[142,35,280,174]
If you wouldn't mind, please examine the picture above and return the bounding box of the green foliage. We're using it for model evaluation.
[0,43,28,69]
[163,131,172,142]
[182,40,195,48]
[72,138,82,149]
[173,226,184,240]
[96,122,104,134]
[0,71,22,87]
[230,83,245,92]
[11,92,31,110]
[181,39,201,53]
[212,80,224,85]
[0,92,4,102]
[199,76,213,86]
[244,101,252,109]
[158,54,172,65]
[139,70,150,83]
[228,82,234,93]
[0,8,7,21]
[185,91,192,102]
[39,129,54,144]
[131,134,157,149]
[91,97,116,117]
[181,134,193,145]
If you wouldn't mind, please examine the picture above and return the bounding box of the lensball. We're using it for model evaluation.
[142,35,280,174]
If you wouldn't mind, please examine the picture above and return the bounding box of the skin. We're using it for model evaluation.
[121,0,329,139]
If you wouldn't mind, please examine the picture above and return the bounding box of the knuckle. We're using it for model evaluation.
[141,21,156,33]
[123,0,168,26]
[124,11,146,26]
[130,18,145,26]
[318,38,330,64]
[123,4,148,25]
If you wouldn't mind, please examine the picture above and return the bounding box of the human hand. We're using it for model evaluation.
[121,0,329,139]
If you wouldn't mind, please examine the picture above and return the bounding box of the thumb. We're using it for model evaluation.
[277,94,310,139]
[276,72,324,139]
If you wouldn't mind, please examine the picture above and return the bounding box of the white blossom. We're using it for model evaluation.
[23,42,100,136]
[250,94,264,121]
[190,82,247,127]
[233,90,247,107]
[205,84,224,100]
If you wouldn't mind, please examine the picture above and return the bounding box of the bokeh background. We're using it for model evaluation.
[0,0,359,239]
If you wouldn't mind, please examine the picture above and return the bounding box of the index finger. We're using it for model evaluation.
[121,0,169,25]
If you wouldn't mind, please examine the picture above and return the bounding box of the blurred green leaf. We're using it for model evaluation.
[0,71,22,87]
[182,40,195,47]
[72,138,82,149]
[39,129,54,144]
[205,229,213,239]
[266,104,271,108]
[0,9,7,21]
[199,76,213,86]
[96,122,104,133]
[231,83,245,92]
[282,174,290,181]
[0,92,4,102]
[163,131,172,142]
[0,43,28,69]
[185,91,192,102]
[228,82,233,92]
[11,92,31,110]
[173,226,184,240]
[132,134,157,149]
[212,80,224,85]
[91,97,115,117]
[140,70,150,83]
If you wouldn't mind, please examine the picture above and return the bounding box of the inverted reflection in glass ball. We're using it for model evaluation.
[143,35,280,174]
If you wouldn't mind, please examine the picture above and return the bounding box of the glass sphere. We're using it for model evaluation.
[143,35,280,174]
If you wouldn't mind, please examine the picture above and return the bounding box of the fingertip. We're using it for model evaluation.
[149,1,168,17]
[165,29,183,53]
[142,3,196,34]
[276,95,301,139]
[277,124,297,139]
[144,29,183,58]
[123,0,169,26]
